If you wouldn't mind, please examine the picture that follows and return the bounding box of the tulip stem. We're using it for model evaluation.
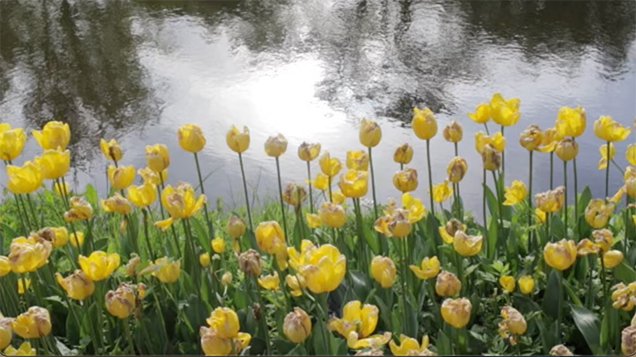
[556,270,563,341]
[550,153,554,189]
[483,123,490,135]
[368,147,379,219]
[482,169,488,252]
[563,160,568,237]
[237,153,254,232]
[605,141,610,198]
[194,152,215,239]
[25,193,39,228]
[123,319,135,354]
[573,157,579,239]
[12,194,29,236]
[142,208,156,260]
[306,161,314,213]
[529,150,534,250]
[500,125,505,176]
[275,157,289,238]
[426,140,435,217]
[328,176,333,203]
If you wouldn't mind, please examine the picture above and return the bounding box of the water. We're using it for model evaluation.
[1,0,635,214]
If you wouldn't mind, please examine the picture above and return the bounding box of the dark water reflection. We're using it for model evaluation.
[1,0,635,213]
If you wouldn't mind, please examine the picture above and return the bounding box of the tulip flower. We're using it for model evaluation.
[0,317,12,350]
[389,334,435,356]
[105,284,137,319]
[101,193,133,215]
[481,144,502,171]
[374,208,412,238]
[519,124,543,151]
[142,256,181,283]
[127,183,157,208]
[441,297,472,329]
[305,213,321,229]
[346,331,392,350]
[254,221,287,263]
[12,306,51,339]
[79,251,121,281]
[518,275,535,295]
[200,307,252,356]
[0,256,11,277]
[359,119,382,148]
[410,256,441,280]
[145,144,170,173]
[499,275,516,293]
[594,115,631,142]
[288,241,346,294]
[238,249,263,277]
[543,239,577,271]
[623,325,636,357]
[556,106,586,138]
[435,271,461,297]
[257,271,280,291]
[283,183,306,208]
[286,274,305,297]
[0,124,26,162]
[402,193,427,223]
[283,308,312,344]
[33,121,71,150]
[69,232,84,248]
[468,103,491,124]
[475,131,506,153]
[503,180,528,206]
[447,156,468,184]
[439,219,466,244]
[6,161,43,194]
[4,341,37,356]
[64,196,93,222]
[412,106,438,213]
[489,93,521,127]
[611,282,636,311]
[108,165,136,190]
[34,227,68,248]
[225,125,250,153]
[346,150,369,171]
[498,306,527,345]
[370,256,397,288]
[602,250,623,269]
[393,168,418,193]
[535,186,565,213]
[199,253,211,267]
[627,144,636,166]
[339,169,368,198]
[298,142,321,161]
[329,300,379,339]
[584,199,615,229]
[211,237,226,254]
[138,166,167,186]
[453,231,483,257]
[178,124,206,153]
[549,344,574,356]
[443,120,463,144]
[100,138,124,162]
[318,202,346,228]
[155,183,206,229]
[555,138,578,162]
[8,236,52,274]
[596,142,616,170]
[432,180,453,203]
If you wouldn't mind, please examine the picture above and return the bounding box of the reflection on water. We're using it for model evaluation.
[1,0,635,212]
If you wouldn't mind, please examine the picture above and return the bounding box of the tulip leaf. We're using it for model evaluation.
[570,304,601,355]
[614,261,636,283]
[542,270,561,319]
[484,185,499,220]
[84,184,99,207]
[577,186,592,216]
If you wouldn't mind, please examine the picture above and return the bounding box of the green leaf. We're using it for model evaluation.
[614,261,636,283]
[542,270,561,319]
[570,304,600,354]
[484,185,499,220]
[84,184,99,208]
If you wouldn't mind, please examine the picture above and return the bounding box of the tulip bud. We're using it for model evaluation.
[283,183,307,207]
[499,275,516,293]
[518,275,535,295]
[346,150,369,171]
[284,307,312,344]
[211,237,226,254]
[435,271,461,297]
[443,120,463,143]
[359,119,382,147]
[100,138,124,162]
[412,107,438,140]
[227,216,247,239]
[56,270,95,301]
[370,256,397,288]
[264,133,288,157]
[298,142,321,161]
[12,306,51,339]
[555,138,579,161]
[446,157,468,183]
[226,125,250,153]
[393,168,418,193]
[453,231,483,257]
[549,344,574,356]
[199,253,211,267]
[481,144,501,171]
[178,124,206,153]
[126,255,141,277]
[221,272,233,286]
[105,284,136,319]
[519,124,543,151]
[0,317,12,350]
[622,325,636,357]
[238,249,262,277]
[602,250,624,269]
[145,144,170,172]
[393,143,413,165]
[543,239,577,271]
[440,298,472,329]
[319,202,346,228]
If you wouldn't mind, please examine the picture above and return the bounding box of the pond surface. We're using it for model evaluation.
[1,0,635,213]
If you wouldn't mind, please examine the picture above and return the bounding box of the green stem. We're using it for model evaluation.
[426,139,435,217]
[142,209,156,260]
[306,161,314,213]
[238,153,253,231]
[454,142,458,157]
[563,160,568,237]
[123,319,135,354]
[529,150,534,250]
[13,194,29,235]
[368,146,379,219]
[500,125,505,176]
[550,153,554,189]
[557,270,563,341]
[25,193,39,228]
[194,152,215,238]
[573,157,579,239]
[328,175,333,203]
[482,169,488,253]
[275,157,288,238]
[605,141,610,198]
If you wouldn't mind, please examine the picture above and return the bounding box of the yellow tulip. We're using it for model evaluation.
[332,190,346,205]
[592,228,614,252]
[161,183,206,220]
[12,306,51,339]
[8,236,52,274]
[412,107,438,140]
[555,138,579,161]
[535,186,565,213]
[627,144,636,166]
[393,143,414,165]
[468,103,491,124]
[359,119,382,148]
[490,93,521,127]
[32,121,71,150]
[475,131,506,153]
[6,161,43,194]
[339,169,368,198]
[576,238,600,256]
[0,317,12,350]
[556,106,586,138]
[441,297,472,329]
[64,196,94,222]
[178,124,206,153]
[518,275,535,295]
[283,308,312,344]
[624,325,636,357]
[443,120,463,143]
[138,166,167,185]
[143,257,181,283]
[346,150,369,171]
[34,227,68,248]
[305,213,321,229]
[410,256,440,280]
[199,327,251,356]
[439,219,466,244]
[4,342,36,356]
[199,253,211,267]
[390,334,434,356]
[206,307,240,339]
[447,157,468,183]
[370,256,397,288]
[319,202,346,228]
[293,243,346,294]
[100,138,123,162]
[402,193,427,223]
[519,124,543,151]
[346,331,392,350]
[435,271,462,297]
[78,251,120,281]
[255,221,287,256]
[374,209,412,238]
[319,152,342,177]
[297,142,321,161]
[258,271,280,290]
[145,144,170,173]
[537,127,561,153]
[432,180,453,203]
[481,144,502,171]
[499,275,516,293]
[393,168,418,193]
[453,231,483,257]
[17,278,31,295]
[0,256,11,277]
[597,143,616,170]
[222,272,233,286]
[108,165,136,190]
[329,300,379,338]
[286,274,305,297]
[227,216,246,239]
[283,183,306,207]
[0,125,26,161]
[550,344,574,356]
[543,239,577,271]
[602,250,623,269]
[498,306,527,344]
[127,183,157,208]
[311,172,329,191]
[101,193,133,215]
[264,133,288,157]
[69,231,85,248]
[226,125,250,153]
[627,177,636,199]
[105,284,136,319]
[594,115,631,142]
[584,199,615,229]
[238,249,262,277]
[212,237,226,254]
[611,282,636,311]
[503,180,528,206]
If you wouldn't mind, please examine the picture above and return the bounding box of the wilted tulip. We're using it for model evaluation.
[584,199,615,229]
[298,142,321,161]
[346,150,369,171]
[435,271,462,297]
[555,138,579,161]
[100,138,124,162]
[440,298,472,329]
[319,202,346,228]
[238,249,262,277]
[393,168,418,193]
[105,284,137,319]
[56,270,95,301]
[283,183,306,208]
[393,143,413,165]
[359,119,382,148]
[12,306,51,339]
[481,144,501,171]
[519,124,543,151]
[283,307,312,344]
[443,120,463,143]
[446,157,467,183]
[264,133,288,157]
[101,193,133,215]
